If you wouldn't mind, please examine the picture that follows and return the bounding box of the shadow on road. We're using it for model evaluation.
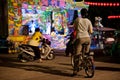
[58,59,120,72]
[94,56,120,64]
[95,66,120,72]
[0,55,72,77]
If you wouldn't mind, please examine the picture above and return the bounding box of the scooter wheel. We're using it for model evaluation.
[47,53,55,60]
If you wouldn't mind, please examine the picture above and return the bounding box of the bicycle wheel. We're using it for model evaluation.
[71,55,74,67]
[85,58,95,78]
[71,55,82,68]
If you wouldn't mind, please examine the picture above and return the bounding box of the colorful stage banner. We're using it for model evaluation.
[42,0,48,6]
[59,0,65,7]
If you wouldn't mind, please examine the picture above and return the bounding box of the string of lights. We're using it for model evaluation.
[85,1,120,19]
[108,15,120,19]
[85,2,120,7]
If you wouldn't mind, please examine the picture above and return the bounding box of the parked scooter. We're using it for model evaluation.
[18,38,55,62]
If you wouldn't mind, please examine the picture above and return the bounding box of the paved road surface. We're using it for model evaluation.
[0,52,120,80]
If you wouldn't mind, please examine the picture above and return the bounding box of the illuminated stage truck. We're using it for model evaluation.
[8,0,89,51]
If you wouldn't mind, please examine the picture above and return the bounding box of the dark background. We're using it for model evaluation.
[84,0,120,29]
[74,0,120,29]
[0,0,8,39]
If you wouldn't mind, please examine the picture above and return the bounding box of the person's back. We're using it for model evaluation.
[74,18,93,38]
[28,28,43,46]
[74,8,93,38]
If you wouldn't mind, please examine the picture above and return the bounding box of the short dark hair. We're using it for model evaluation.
[35,28,40,32]
[81,8,88,18]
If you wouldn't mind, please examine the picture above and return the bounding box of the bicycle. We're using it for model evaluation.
[71,42,95,78]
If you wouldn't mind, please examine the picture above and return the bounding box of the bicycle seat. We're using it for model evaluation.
[82,42,89,46]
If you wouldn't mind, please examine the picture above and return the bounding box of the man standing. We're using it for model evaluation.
[72,8,93,76]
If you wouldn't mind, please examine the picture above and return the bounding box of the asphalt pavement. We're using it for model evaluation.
[0,50,120,80]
